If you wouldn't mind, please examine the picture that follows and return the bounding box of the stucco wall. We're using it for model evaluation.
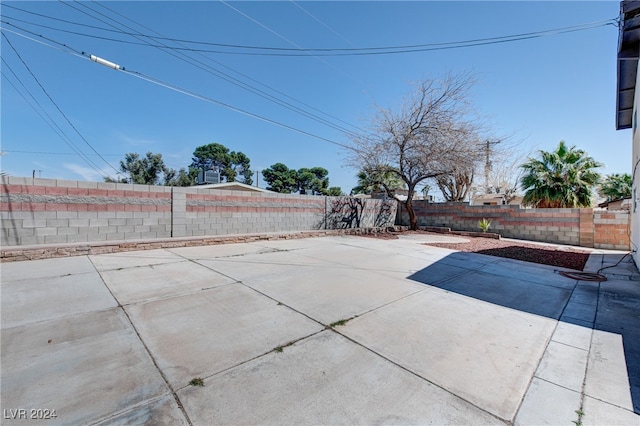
[0,176,396,247]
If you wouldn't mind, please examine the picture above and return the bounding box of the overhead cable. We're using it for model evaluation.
[1,60,109,177]
[89,0,365,135]
[54,1,364,136]
[0,28,356,151]
[2,5,617,56]
[1,32,120,177]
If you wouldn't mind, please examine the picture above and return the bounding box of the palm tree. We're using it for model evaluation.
[598,173,632,201]
[351,168,404,196]
[520,141,602,208]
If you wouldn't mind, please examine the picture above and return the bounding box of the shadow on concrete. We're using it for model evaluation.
[408,252,640,414]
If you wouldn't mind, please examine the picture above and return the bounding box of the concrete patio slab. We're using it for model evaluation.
[436,250,500,269]
[208,257,427,325]
[1,309,169,425]
[98,259,237,305]
[125,283,323,388]
[582,396,640,426]
[293,243,454,281]
[1,265,116,329]
[584,329,634,411]
[534,340,588,392]
[342,288,556,421]
[409,261,479,286]
[89,248,184,271]
[428,270,573,319]
[1,234,638,424]
[482,259,578,289]
[93,395,188,426]
[514,377,582,426]
[551,321,593,351]
[178,330,504,425]
[299,248,434,278]
[168,242,280,260]
[1,255,97,281]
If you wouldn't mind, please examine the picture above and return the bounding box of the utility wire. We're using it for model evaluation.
[1,61,112,178]
[91,0,365,135]
[121,67,355,151]
[1,32,120,177]
[3,3,617,55]
[88,0,365,136]
[1,26,356,151]
[1,149,123,156]
[289,0,354,47]
[55,1,364,137]
[219,0,372,92]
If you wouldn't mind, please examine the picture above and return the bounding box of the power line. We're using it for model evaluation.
[1,32,121,176]
[289,1,354,47]
[55,1,364,136]
[1,65,108,176]
[89,0,365,136]
[121,67,355,151]
[2,5,617,55]
[1,27,356,151]
[1,149,123,156]
[218,0,373,111]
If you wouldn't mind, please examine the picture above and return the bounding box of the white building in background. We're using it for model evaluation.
[615,0,640,265]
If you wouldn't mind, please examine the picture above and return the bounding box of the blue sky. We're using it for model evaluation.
[0,1,630,195]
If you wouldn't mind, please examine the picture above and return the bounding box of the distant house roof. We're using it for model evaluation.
[471,193,523,206]
[192,182,274,193]
[598,197,632,210]
[616,1,640,129]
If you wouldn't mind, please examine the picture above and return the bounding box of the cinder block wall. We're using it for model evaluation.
[1,177,172,246]
[398,201,630,250]
[179,188,326,237]
[0,177,397,247]
[593,210,632,250]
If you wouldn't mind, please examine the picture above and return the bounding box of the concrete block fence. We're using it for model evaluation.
[0,176,397,248]
[398,201,630,251]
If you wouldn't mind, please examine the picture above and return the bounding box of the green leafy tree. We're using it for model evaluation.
[190,143,253,185]
[229,151,253,185]
[165,167,198,186]
[262,163,298,193]
[326,186,343,196]
[297,167,329,195]
[598,173,632,201]
[520,141,602,208]
[262,163,338,195]
[106,152,170,185]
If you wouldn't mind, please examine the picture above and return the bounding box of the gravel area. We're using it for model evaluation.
[362,231,591,271]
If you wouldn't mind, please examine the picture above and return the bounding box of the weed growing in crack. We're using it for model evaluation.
[189,377,204,387]
[329,319,349,327]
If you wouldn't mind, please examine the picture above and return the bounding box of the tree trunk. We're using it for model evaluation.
[404,200,418,230]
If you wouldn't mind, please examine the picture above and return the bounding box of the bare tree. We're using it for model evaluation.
[475,142,531,203]
[436,168,475,201]
[349,73,484,229]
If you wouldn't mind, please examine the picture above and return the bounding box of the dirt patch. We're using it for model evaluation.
[362,231,591,271]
